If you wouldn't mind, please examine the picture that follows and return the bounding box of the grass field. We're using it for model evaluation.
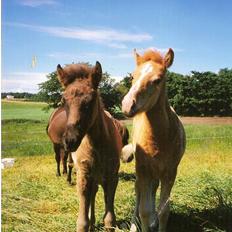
[2,101,232,232]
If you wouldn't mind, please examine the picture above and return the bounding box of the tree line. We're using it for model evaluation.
[166,68,232,116]
[3,68,232,117]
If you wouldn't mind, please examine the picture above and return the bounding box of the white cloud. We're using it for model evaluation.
[2,72,48,93]
[6,22,153,49]
[47,51,134,61]
[18,0,58,7]
[111,76,124,82]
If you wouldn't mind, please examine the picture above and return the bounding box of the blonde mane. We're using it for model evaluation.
[140,49,164,65]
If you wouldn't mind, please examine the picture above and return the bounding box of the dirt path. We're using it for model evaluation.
[122,117,232,125]
[180,117,232,125]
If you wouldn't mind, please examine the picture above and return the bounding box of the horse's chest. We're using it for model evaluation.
[136,150,165,175]
[76,145,119,183]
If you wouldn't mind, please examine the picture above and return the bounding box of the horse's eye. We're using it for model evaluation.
[151,78,161,85]
[155,78,161,84]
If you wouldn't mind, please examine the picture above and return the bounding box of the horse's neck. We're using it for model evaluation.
[87,96,107,144]
[141,90,172,136]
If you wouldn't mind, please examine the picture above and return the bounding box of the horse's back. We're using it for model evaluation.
[103,110,124,153]
[104,110,129,146]
[170,107,186,159]
[47,107,67,144]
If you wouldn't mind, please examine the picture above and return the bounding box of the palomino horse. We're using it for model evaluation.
[56,61,124,232]
[47,106,73,183]
[122,48,186,232]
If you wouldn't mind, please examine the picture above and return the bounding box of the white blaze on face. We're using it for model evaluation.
[133,62,153,91]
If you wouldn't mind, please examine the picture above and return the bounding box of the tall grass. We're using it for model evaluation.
[1,101,232,231]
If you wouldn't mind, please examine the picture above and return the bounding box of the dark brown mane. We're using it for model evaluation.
[141,49,163,65]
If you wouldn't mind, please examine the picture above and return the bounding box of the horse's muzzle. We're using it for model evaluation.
[63,126,82,152]
[122,96,137,117]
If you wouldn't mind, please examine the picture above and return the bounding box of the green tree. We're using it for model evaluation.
[37,68,129,118]
[167,69,232,116]
[38,71,63,110]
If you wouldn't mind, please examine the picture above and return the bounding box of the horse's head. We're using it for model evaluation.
[122,48,174,117]
[57,62,102,152]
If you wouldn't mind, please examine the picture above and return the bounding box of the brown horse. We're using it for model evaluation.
[56,61,125,232]
[122,48,186,232]
[46,107,73,183]
[47,106,130,184]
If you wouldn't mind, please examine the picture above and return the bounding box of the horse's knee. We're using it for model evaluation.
[76,218,89,232]
[140,210,152,225]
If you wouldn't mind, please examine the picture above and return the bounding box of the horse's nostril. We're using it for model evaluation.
[131,100,136,111]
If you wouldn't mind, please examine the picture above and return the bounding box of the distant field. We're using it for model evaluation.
[1,100,52,121]
[2,100,232,231]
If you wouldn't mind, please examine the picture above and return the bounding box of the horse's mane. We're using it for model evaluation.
[64,63,92,80]
[140,49,163,65]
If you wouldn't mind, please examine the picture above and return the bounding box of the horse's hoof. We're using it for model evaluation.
[149,219,159,232]
[130,223,137,232]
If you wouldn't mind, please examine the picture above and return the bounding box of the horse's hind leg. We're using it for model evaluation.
[61,148,68,175]
[158,170,176,232]
[67,152,73,184]
[103,176,118,231]
[54,144,61,176]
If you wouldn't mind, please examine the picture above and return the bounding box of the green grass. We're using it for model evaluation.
[1,100,52,121]
[2,101,232,232]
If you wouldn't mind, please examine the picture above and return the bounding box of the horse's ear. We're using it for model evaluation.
[92,61,102,88]
[134,49,143,66]
[164,48,174,68]
[57,64,67,87]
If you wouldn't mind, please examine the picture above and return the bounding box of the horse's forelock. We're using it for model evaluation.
[141,50,163,65]
[62,64,92,86]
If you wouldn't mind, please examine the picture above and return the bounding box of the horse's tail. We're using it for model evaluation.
[121,143,134,163]
[119,124,134,163]
[121,126,129,146]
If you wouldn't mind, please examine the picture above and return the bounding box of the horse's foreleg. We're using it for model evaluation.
[158,171,176,232]
[136,178,156,232]
[89,182,98,231]
[150,179,160,231]
[103,176,118,231]
[76,172,92,232]
[130,179,140,232]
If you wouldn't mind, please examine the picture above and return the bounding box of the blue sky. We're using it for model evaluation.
[2,0,232,92]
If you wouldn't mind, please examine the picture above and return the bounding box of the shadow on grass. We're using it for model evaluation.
[2,119,43,124]
[114,204,232,232]
[168,204,232,232]
[118,171,136,182]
